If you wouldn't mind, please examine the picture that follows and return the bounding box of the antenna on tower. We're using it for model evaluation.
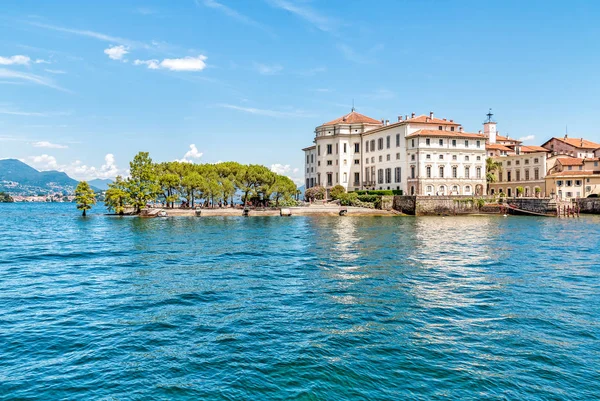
[351,99,355,112]
[486,108,494,123]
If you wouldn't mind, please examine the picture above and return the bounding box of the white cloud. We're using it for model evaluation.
[44,69,66,74]
[28,21,145,49]
[134,55,207,71]
[254,62,283,75]
[271,163,291,175]
[518,135,535,142]
[104,45,129,61]
[0,68,71,93]
[28,153,121,180]
[177,144,204,163]
[0,55,31,66]
[34,59,51,64]
[217,103,314,118]
[32,141,68,149]
[0,108,71,117]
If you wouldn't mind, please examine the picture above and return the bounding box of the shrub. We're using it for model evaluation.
[357,195,379,203]
[305,186,326,201]
[330,185,346,200]
[516,186,524,196]
[338,192,358,206]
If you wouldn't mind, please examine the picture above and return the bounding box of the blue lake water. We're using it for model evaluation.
[1,203,599,400]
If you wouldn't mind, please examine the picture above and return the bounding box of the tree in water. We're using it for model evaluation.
[104,176,130,215]
[75,181,96,216]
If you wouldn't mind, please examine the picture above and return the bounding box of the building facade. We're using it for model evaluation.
[545,157,600,199]
[541,136,600,158]
[303,110,487,196]
[487,145,549,197]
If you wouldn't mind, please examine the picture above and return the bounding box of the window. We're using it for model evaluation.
[465,140,469,147]
[318,161,321,166]
[411,154,416,161]
[451,127,455,132]
[516,170,521,181]
[386,136,391,149]
[465,156,469,161]
[439,139,444,146]
[343,173,347,183]
[438,126,443,130]
[476,167,481,179]
[343,159,347,165]
[385,168,392,183]
[317,145,321,156]
[336,144,339,154]
[396,134,400,147]
[525,159,530,165]
[371,157,375,163]
[566,180,572,187]
[411,166,416,179]
[452,166,458,178]
[327,144,332,155]
[354,159,360,165]
[327,160,332,166]
[386,154,391,161]
[516,160,520,165]
[465,185,471,194]
[452,139,457,147]
[452,155,457,161]
[379,155,383,162]
[464,166,469,178]
[396,153,401,160]
[354,172,360,185]
[306,155,310,164]
[507,161,511,166]
[370,140,375,152]
[394,167,401,183]
[534,169,539,180]
[476,141,481,148]
[426,154,431,160]
[499,172,503,182]
[507,171,512,182]
[336,173,338,183]
[439,166,444,178]
[426,166,432,178]
[525,169,530,180]
[575,180,582,186]
[365,141,369,152]
[378,169,384,184]
[343,143,347,153]
[476,156,481,161]
[311,154,314,163]
[354,143,360,153]
[557,180,563,186]
[426,185,433,193]
[534,158,539,164]
[327,173,332,186]
[439,155,444,160]
[378,138,384,150]
[365,158,369,164]
[568,166,572,171]
[411,139,415,147]
[426,138,431,146]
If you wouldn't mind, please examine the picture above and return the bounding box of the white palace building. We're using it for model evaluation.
[303,109,488,196]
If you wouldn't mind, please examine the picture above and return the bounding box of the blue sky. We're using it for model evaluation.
[1,0,599,183]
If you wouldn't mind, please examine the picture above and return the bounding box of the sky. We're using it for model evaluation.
[1,0,600,184]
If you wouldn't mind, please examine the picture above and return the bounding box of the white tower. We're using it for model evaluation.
[483,108,497,144]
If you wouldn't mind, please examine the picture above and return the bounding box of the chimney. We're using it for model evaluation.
[478,130,482,134]
[450,119,453,122]
[411,112,415,118]
[381,119,384,124]
[429,111,434,119]
[405,115,408,120]
[385,120,390,126]
[398,115,403,122]
[581,138,584,146]
[443,118,447,121]
[564,134,568,139]
[459,127,463,132]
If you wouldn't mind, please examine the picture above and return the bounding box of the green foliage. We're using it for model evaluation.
[305,185,326,201]
[104,176,130,215]
[75,181,96,216]
[486,158,503,185]
[329,185,346,200]
[270,175,297,206]
[534,187,541,193]
[0,192,14,202]
[357,195,379,203]
[337,192,358,206]
[475,198,486,209]
[128,152,161,213]
[516,186,524,196]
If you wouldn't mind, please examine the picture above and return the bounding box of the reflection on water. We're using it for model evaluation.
[1,204,600,400]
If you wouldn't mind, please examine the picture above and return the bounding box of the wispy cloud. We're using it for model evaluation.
[519,135,535,142]
[254,62,283,75]
[217,103,314,118]
[44,69,66,74]
[104,45,129,61]
[0,69,71,93]
[267,0,337,32]
[0,55,30,66]
[27,153,122,180]
[198,0,274,35]
[32,141,68,149]
[0,108,71,117]
[297,66,326,76]
[337,43,383,64]
[134,55,208,71]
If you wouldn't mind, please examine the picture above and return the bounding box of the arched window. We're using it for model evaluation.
[438,185,446,195]
[465,185,471,194]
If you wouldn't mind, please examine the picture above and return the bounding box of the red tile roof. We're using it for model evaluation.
[486,144,513,151]
[520,145,550,153]
[547,170,600,177]
[496,135,521,143]
[556,157,584,166]
[322,111,382,126]
[405,115,460,126]
[406,129,486,139]
[542,137,600,149]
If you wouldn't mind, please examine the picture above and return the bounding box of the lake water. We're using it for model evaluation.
[1,203,599,400]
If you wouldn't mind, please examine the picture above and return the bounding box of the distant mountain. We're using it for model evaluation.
[88,178,113,191]
[0,159,100,194]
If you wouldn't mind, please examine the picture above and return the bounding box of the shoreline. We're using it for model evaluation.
[139,206,400,217]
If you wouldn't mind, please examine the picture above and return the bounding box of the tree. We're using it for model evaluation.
[516,186,524,197]
[486,157,503,188]
[105,176,130,215]
[330,185,346,200]
[128,152,160,213]
[271,175,297,206]
[0,192,14,202]
[75,181,96,216]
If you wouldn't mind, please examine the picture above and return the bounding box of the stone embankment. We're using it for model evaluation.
[141,205,397,217]
[575,198,600,214]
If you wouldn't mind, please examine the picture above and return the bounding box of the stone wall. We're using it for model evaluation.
[393,196,417,215]
[576,198,600,214]
[507,198,557,215]
[380,195,394,210]
[413,196,496,216]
